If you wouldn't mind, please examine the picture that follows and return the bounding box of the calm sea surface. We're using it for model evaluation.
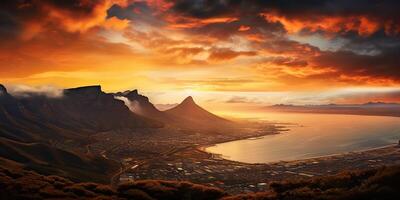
[206,113,400,163]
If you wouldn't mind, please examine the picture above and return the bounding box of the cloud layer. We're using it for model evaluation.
[0,0,399,104]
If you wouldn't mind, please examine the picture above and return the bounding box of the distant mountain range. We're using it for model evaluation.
[265,102,400,117]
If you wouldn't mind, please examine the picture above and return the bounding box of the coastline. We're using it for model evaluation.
[198,113,400,166]
[190,135,400,194]
[199,136,400,166]
[197,128,280,159]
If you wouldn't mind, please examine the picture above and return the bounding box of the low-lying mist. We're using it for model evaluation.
[6,84,63,98]
[114,96,138,113]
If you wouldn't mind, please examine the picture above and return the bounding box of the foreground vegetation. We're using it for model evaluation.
[1,163,400,200]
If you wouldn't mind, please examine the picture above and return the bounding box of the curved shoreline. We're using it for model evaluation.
[199,139,400,166]
[199,113,400,165]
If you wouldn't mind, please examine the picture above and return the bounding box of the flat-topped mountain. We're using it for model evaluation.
[0,85,161,143]
[0,84,150,183]
[64,85,103,96]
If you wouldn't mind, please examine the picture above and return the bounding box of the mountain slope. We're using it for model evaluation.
[115,90,234,130]
[0,137,119,183]
[165,96,233,130]
[115,90,175,123]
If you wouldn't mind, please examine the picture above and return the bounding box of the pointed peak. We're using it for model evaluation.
[181,96,195,104]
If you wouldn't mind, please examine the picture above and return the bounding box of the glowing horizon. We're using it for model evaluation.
[1,0,400,111]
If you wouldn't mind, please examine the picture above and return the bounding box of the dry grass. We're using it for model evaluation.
[2,164,400,200]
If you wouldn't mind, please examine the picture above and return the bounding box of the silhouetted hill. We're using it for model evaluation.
[165,96,233,130]
[2,163,400,200]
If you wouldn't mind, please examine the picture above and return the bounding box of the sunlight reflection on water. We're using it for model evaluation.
[206,113,400,163]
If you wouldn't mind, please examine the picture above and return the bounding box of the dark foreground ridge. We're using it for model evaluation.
[2,164,400,200]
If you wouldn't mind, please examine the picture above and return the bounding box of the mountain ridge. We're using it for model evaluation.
[115,90,233,130]
[0,84,161,183]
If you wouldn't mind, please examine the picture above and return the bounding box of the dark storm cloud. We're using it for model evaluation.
[313,48,400,81]
[107,1,165,26]
[0,11,20,39]
[168,0,400,36]
[170,0,243,18]
[258,0,399,20]
[339,32,400,55]
[169,0,399,20]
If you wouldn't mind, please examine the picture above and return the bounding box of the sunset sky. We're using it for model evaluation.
[1,0,400,112]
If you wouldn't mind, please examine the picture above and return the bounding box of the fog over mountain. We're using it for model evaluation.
[115,90,234,130]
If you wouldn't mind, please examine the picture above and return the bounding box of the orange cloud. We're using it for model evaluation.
[261,12,384,36]
[102,16,130,30]
[46,0,129,32]
[16,0,129,40]
[166,16,238,29]
[245,34,267,43]
[2,0,400,102]
[238,25,250,32]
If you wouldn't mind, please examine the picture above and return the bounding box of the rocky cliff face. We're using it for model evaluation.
[114,90,175,124]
